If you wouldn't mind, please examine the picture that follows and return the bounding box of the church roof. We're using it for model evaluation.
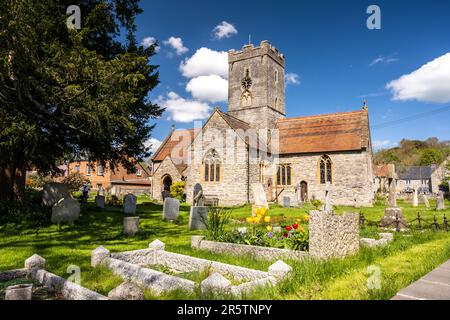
[277,110,370,154]
[151,129,195,165]
[397,166,433,180]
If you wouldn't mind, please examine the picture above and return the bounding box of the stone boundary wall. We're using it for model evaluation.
[191,236,308,262]
[309,210,359,259]
[33,269,107,300]
[102,256,196,295]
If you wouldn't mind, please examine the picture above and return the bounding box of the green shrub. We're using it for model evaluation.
[170,182,185,201]
[26,172,52,189]
[62,172,90,194]
[311,199,323,210]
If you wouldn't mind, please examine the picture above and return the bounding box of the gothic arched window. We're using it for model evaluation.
[319,155,333,184]
[274,97,278,109]
[241,90,252,108]
[204,149,221,182]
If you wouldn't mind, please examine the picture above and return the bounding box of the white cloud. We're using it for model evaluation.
[141,37,159,51]
[144,138,162,154]
[179,48,228,78]
[186,75,228,103]
[157,92,211,123]
[369,55,399,67]
[386,53,450,103]
[373,140,396,150]
[285,73,300,85]
[163,37,189,56]
[213,21,238,39]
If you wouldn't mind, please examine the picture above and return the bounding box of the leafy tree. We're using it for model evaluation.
[419,149,444,166]
[0,1,163,203]
[62,172,90,194]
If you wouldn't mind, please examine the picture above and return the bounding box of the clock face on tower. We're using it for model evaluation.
[241,69,252,90]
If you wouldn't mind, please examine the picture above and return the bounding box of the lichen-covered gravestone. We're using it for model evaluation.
[95,195,105,209]
[123,194,137,215]
[123,217,140,236]
[189,206,208,230]
[163,197,180,220]
[436,191,445,211]
[282,196,290,208]
[51,197,80,225]
[42,183,70,206]
[5,284,33,300]
[381,170,408,230]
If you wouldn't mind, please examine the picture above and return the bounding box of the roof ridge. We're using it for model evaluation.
[278,110,364,123]
[220,110,251,126]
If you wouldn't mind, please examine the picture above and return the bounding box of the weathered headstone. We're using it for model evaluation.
[161,190,170,201]
[436,191,445,211]
[422,194,430,208]
[324,184,332,211]
[282,196,290,207]
[387,178,397,208]
[163,197,180,220]
[189,206,208,230]
[412,188,418,207]
[123,194,137,215]
[381,208,408,230]
[42,183,70,206]
[5,284,33,300]
[108,282,144,300]
[193,183,204,206]
[51,197,80,225]
[95,195,105,209]
[309,210,359,259]
[123,217,139,236]
[251,183,268,208]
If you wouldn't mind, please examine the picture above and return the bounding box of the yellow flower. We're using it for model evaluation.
[301,227,305,233]
[304,214,310,222]
[260,207,268,215]
[254,207,261,216]
[264,216,271,223]
[266,225,273,231]
[246,217,254,223]
[254,216,262,223]
[296,217,302,223]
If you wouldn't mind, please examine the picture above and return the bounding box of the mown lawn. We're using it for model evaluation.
[1,195,450,300]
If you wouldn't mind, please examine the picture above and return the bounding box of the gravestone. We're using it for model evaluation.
[282,196,290,207]
[422,194,430,208]
[193,183,204,206]
[123,217,139,236]
[97,187,105,197]
[436,191,445,211]
[51,197,80,225]
[251,183,268,208]
[324,184,332,211]
[123,194,137,215]
[161,190,170,201]
[387,178,397,207]
[189,206,208,230]
[5,284,33,300]
[412,188,418,207]
[42,183,70,206]
[381,171,407,230]
[163,197,180,220]
[95,195,105,209]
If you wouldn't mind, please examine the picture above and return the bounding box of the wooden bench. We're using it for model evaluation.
[203,195,219,207]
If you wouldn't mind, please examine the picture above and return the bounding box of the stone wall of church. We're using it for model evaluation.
[228,106,285,130]
[185,112,250,206]
[151,157,182,201]
[271,151,374,207]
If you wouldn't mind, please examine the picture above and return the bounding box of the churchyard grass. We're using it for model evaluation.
[1,195,449,299]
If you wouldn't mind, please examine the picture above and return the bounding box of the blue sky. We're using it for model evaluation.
[133,0,450,152]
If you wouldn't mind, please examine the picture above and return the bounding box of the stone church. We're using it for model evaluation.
[151,41,374,207]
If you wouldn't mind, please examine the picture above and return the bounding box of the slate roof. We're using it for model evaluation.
[397,166,433,180]
[276,110,370,154]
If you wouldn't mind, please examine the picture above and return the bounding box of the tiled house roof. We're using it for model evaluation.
[374,164,390,177]
[397,166,433,180]
[276,110,370,154]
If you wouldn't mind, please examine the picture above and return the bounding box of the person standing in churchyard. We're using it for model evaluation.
[82,183,90,203]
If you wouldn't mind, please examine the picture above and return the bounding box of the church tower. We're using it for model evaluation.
[227,40,286,129]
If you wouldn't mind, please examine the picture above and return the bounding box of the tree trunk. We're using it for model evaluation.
[0,164,15,202]
[0,151,26,203]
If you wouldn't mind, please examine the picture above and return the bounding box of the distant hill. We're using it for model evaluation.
[373,137,450,171]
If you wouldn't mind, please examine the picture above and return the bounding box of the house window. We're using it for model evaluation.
[276,164,292,186]
[97,165,103,176]
[86,165,92,176]
[259,162,265,183]
[319,155,332,184]
[136,168,142,176]
[204,150,220,182]
[75,165,80,172]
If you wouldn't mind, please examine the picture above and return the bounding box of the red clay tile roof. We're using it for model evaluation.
[374,164,389,177]
[152,129,195,163]
[276,110,370,154]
